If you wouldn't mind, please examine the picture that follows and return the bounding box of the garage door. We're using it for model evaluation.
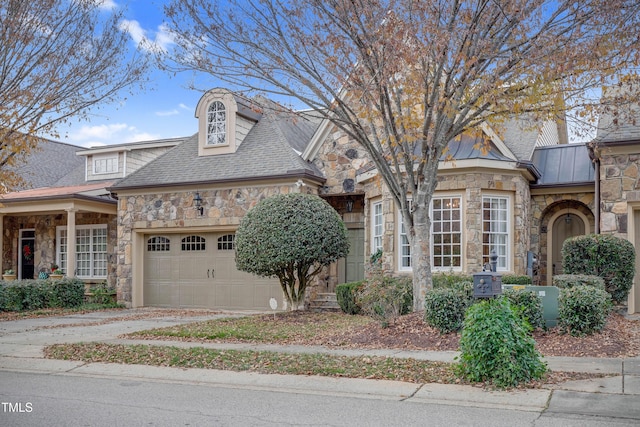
[143,233,282,310]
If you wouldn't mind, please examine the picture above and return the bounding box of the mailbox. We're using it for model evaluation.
[473,272,503,298]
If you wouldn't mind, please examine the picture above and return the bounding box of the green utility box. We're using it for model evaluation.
[503,285,559,328]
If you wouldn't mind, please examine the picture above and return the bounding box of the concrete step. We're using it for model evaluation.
[309,293,340,312]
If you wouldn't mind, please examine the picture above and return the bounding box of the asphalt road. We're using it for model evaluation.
[1,370,636,427]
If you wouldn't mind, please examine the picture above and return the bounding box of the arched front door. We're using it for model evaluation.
[549,212,585,284]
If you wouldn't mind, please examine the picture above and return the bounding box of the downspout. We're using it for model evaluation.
[588,143,600,234]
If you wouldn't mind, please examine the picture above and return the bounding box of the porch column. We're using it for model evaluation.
[66,208,77,278]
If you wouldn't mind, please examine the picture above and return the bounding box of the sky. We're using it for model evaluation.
[56,0,209,148]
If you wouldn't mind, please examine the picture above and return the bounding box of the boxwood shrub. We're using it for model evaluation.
[558,285,612,336]
[501,275,532,285]
[456,297,547,388]
[553,274,605,291]
[424,284,473,333]
[562,234,635,303]
[0,279,85,311]
[503,288,544,330]
[432,272,473,289]
[336,281,363,315]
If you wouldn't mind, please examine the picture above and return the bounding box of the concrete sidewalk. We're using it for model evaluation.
[0,308,639,417]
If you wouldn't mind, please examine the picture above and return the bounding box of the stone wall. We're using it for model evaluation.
[360,169,532,276]
[598,151,640,238]
[3,213,117,285]
[116,183,316,305]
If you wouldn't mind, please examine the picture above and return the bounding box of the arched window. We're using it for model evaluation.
[217,234,235,250]
[207,101,226,145]
[182,235,206,251]
[147,236,170,252]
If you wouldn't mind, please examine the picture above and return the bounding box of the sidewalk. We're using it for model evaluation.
[1,308,639,416]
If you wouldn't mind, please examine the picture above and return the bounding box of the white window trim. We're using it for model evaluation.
[481,194,511,272]
[371,200,383,254]
[430,195,463,272]
[93,153,118,175]
[397,195,463,273]
[206,101,227,146]
[397,200,413,272]
[56,224,108,279]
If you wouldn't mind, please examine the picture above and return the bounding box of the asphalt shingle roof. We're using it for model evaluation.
[13,139,85,190]
[112,106,322,190]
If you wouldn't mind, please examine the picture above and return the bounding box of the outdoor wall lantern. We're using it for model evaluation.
[345,197,354,213]
[194,192,204,216]
[564,202,572,224]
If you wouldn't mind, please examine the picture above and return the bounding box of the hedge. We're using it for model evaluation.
[562,234,635,303]
[0,279,85,311]
[552,274,606,291]
[336,281,363,315]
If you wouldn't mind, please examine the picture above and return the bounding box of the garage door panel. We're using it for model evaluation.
[144,232,282,310]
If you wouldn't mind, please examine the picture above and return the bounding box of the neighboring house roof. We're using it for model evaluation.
[595,83,640,143]
[11,139,85,190]
[500,116,554,161]
[530,144,595,187]
[444,134,514,161]
[0,181,117,203]
[111,106,323,190]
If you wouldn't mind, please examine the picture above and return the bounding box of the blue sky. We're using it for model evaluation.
[57,0,211,148]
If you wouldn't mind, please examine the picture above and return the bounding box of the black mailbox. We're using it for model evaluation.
[473,272,502,298]
[474,249,502,298]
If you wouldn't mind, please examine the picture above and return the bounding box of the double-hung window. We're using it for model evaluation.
[57,225,108,278]
[398,196,462,271]
[482,196,509,271]
[93,154,118,174]
[371,201,383,253]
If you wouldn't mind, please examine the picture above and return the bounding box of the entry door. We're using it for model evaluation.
[337,228,365,288]
[19,229,35,280]
[551,213,585,275]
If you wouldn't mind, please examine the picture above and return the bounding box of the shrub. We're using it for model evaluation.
[432,272,473,289]
[501,275,532,285]
[0,279,84,311]
[503,289,544,330]
[553,274,605,291]
[88,282,117,305]
[562,234,635,303]
[336,281,363,315]
[235,193,349,310]
[356,276,413,327]
[558,285,612,336]
[456,297,547,388]
[424,286,472,333]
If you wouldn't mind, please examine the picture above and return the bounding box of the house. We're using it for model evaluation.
[2,87,639,313]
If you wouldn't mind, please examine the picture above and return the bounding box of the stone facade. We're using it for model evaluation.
[361,169,532,277]
[2,213,117,285]
[598,151,640,238]
[115,183,314,305]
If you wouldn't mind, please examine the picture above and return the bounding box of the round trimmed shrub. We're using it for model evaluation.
[456,297,547,388]
[558,285,612,336]
[336,281,363,315]
[424,287,471,333]
[503,289,544,330]
[562,234,635,303]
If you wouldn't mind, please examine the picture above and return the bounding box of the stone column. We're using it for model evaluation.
[66,208,77,277]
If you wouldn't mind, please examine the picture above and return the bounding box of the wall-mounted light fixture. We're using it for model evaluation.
[565,202,572,224]
[345,197,354,213]
[194,192,204,216]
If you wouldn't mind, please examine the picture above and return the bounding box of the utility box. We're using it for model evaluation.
[473,272,503,298]
[503,285,559,328]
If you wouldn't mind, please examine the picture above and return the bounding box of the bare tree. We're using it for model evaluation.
[163,0,640,309]
[0,0,149,189]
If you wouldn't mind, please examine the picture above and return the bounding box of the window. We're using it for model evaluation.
[93,154,118,174]
[147,236,170,251]
[207,101,226,145]
[371,201,383,253]
[182,235,206,251]
[218,234,235,250]
[398,196,462,271]
[57,225,107,278]
[482,196,509,271]
[431,197,462,270]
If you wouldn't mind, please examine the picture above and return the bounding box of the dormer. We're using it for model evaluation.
[195,88,262,157]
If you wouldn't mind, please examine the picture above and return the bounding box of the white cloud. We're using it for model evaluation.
[119,20,175,53]
[95,0,117,10]
[179,103,190,110]
[65,123,159,147]
[156,109,179,117]
[69,123,129,141]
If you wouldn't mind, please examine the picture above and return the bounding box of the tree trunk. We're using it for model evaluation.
[410,203,433,310]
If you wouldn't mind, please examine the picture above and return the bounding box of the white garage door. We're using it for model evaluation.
[143,233,282,310]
